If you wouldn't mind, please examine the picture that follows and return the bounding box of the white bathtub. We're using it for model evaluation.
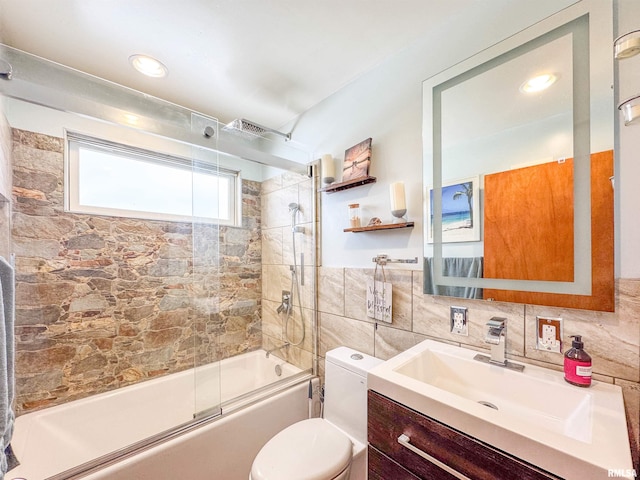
[9,350,312,480]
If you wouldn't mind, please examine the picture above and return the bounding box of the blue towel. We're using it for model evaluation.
[424,257,484,299]
[0,256,15,475]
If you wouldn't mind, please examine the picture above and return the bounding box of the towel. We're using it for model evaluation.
[424,257,484,299]
[0,256,15,475]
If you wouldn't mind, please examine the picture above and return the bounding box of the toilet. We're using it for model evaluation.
[249,347,383,480]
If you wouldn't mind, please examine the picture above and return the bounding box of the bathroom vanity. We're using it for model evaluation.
[366,339,634,480]
[368,390,559,479]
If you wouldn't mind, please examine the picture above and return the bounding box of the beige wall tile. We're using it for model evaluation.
[413,292,525,357]
[261,264,291,303]
[525,302,640,382]
[297,177,315,225]
[281,171,308,189]
[262,184,298,229]
[282,222,314,267]
[319,312,374,357]
[261,175,283,195]
[261,228,283,265]
[318,267,344,316]
[286,344,314,371]
[345,268,412,331]
[375,325,428,360]
[261,299,284,340]
[344,269,369,322]
[384,269,413,330]
[282,306,313,354]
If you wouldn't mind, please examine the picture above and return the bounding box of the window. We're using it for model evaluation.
[65,132,239,225]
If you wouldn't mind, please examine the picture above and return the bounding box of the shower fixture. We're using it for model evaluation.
[222,118,291,141]
[288,203,304,233]
[277,290,292,315]
[274,202,306,351]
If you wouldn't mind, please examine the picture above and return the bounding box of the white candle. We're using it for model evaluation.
[321,154,335,183]
[390,182,406,211]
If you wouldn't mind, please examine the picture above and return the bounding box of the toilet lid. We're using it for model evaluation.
[251,419,352,480]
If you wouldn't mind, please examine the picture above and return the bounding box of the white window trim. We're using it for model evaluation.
[64,131,241,226]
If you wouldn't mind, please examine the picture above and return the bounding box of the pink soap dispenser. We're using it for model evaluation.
[563,335,592,387]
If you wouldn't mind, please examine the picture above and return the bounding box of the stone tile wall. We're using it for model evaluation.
[12,129,262,414]
[260,172,316,371]
[318,266,640,469]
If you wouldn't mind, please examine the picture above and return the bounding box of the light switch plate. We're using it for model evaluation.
[536,316,562,353]
[450,306,468,336]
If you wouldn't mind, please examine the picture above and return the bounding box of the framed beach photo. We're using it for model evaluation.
[427,176,480,243]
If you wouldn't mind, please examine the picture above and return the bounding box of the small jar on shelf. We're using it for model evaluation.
[348,203,361,228]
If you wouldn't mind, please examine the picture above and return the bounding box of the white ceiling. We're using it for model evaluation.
[0,0,479,130]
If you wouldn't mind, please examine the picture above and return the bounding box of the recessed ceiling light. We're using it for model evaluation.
[129,54,168,78]
[520,73,557,93]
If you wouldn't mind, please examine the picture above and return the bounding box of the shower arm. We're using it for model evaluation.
[246,120,291,141]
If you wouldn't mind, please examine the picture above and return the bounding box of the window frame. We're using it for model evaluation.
[64,131,241,226]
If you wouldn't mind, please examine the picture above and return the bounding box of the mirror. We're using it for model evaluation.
[423,0,614,311]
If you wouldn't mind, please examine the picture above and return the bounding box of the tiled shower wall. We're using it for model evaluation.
[12,129,262,414]
[317,266,640,468]
[260,172,315,371]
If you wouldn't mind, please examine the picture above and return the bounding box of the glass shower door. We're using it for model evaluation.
[191,113,222,418]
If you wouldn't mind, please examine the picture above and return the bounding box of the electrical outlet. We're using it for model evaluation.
[450,306,468,336]
[536,316,562,353]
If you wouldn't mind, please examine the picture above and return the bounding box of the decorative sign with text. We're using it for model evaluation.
[366,279,392,323]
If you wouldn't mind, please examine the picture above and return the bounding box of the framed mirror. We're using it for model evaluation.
[423,0,614,311]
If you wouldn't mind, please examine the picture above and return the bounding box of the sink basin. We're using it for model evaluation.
[367,339,633,479]
[395,348,592,442]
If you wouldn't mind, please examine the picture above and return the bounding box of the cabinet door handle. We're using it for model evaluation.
[397,433,472,480]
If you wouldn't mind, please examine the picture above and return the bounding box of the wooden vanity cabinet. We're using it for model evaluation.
[368,390,562,480]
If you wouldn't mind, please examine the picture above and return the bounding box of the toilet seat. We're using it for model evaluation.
[250,418,352,480]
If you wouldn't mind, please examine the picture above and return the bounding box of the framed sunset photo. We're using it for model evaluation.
[342,138,372,181]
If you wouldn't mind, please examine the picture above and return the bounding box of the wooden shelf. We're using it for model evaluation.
[319,176,376,193]
[344,221,414,233]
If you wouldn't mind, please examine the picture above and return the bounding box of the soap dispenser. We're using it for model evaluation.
[563,335,592,387]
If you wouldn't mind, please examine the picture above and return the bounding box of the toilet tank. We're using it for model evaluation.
[323,347,383,444]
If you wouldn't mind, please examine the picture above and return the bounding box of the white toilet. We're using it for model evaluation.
[249,347,382,480]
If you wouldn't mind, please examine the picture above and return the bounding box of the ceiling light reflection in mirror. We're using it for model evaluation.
[519,73,557,93]
[440,32,574,188]
[423,5,617,300]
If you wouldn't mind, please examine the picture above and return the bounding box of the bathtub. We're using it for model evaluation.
[9,350,313,480]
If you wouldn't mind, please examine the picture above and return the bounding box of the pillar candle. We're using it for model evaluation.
[321,154,335,182]
[390,181,406,211]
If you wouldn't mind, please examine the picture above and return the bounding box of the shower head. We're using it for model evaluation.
[289,203,301,232]
[222,118,291,141]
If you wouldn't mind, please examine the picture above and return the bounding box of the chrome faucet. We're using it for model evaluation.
[265,342,289,358]
[485,318,506,365]
[474,317,524,372]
